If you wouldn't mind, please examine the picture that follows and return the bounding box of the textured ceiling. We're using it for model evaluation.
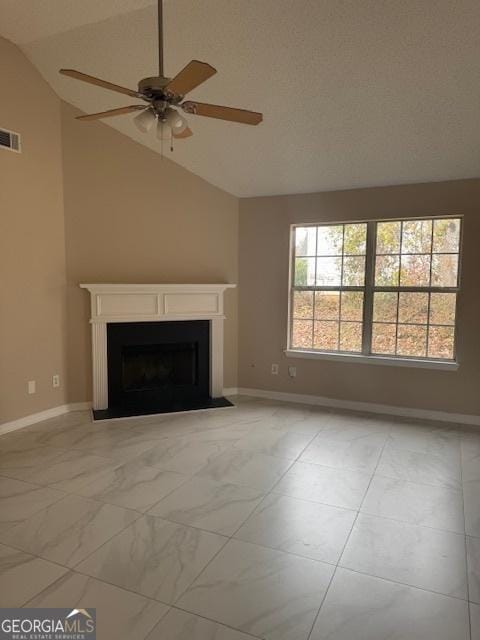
[2,0,480,197]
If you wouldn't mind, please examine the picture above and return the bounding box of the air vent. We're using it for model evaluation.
[0,128,21,153]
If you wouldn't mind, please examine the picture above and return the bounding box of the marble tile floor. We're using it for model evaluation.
[0,396,479,639]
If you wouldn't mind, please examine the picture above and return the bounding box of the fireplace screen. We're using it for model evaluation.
[107,320,210,413]
[122,342,197,392]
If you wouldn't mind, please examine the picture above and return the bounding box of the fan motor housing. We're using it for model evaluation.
[138,76,171,97]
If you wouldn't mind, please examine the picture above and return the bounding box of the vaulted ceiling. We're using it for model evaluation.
[2,0,480,196]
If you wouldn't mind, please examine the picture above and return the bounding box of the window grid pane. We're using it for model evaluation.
[370,290,457,359]
[291,217,460,361]
[371,216,459,360]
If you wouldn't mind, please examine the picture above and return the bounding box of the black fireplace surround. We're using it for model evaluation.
[92,320,231,420]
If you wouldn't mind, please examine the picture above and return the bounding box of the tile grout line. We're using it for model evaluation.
[11,495,471,613]
[256,415,340,498]
[367,469,463,493]
[164,413,323,615]
[0,412,264,516]
[164,410,338,631]
[109,410,320,630]
[166,604,265,640]
[305,424,391,640]
[353,508,465,536]
[21,563,266,640]
[19,565,159,608]
[56,412,279,618]
[460,436,473,640]
[333,563,472,604]
[0,488,72,537]
[167,416,382,637]
[0,410,266,574]
[0,506,145,575]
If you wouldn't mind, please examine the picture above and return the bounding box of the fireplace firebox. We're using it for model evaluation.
[121,342,197,392]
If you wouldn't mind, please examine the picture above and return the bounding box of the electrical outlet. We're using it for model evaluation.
[271,363,279,375]
[27,380,36,394]
[52,374,60,388]
[288,366,297,378]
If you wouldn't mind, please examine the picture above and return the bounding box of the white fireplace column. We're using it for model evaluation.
[80,283,236,411]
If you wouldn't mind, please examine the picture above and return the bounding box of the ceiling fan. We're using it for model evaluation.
[59,0,263,145]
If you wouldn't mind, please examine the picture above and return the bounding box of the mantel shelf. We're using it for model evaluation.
[80,283,236,292]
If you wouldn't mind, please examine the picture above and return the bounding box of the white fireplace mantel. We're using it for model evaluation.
[80,283,236,411]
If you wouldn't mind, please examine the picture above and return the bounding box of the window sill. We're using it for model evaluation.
[284,349,459,371]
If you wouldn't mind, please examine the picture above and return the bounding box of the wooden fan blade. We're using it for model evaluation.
[60,69,142,99]
[172,126,193,139]
[182,101,262,125]
[165,60,216,97]
[76,105,147,121]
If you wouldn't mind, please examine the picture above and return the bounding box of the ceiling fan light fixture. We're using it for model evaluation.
[59,0,263,139]
[133,107,156,133]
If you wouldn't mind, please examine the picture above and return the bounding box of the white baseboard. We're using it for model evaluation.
[223,387,239,396]
[0,402,92,437]
[234,387,480,426]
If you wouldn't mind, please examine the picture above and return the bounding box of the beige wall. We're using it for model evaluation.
[61,102,238,404]
[239,179,480,416]
[0,37,67,423]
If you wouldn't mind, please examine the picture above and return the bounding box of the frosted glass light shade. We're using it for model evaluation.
[133,108,156,133]
[164,108,188,134]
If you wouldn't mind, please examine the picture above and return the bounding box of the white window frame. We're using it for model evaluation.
[286,215,462,371]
